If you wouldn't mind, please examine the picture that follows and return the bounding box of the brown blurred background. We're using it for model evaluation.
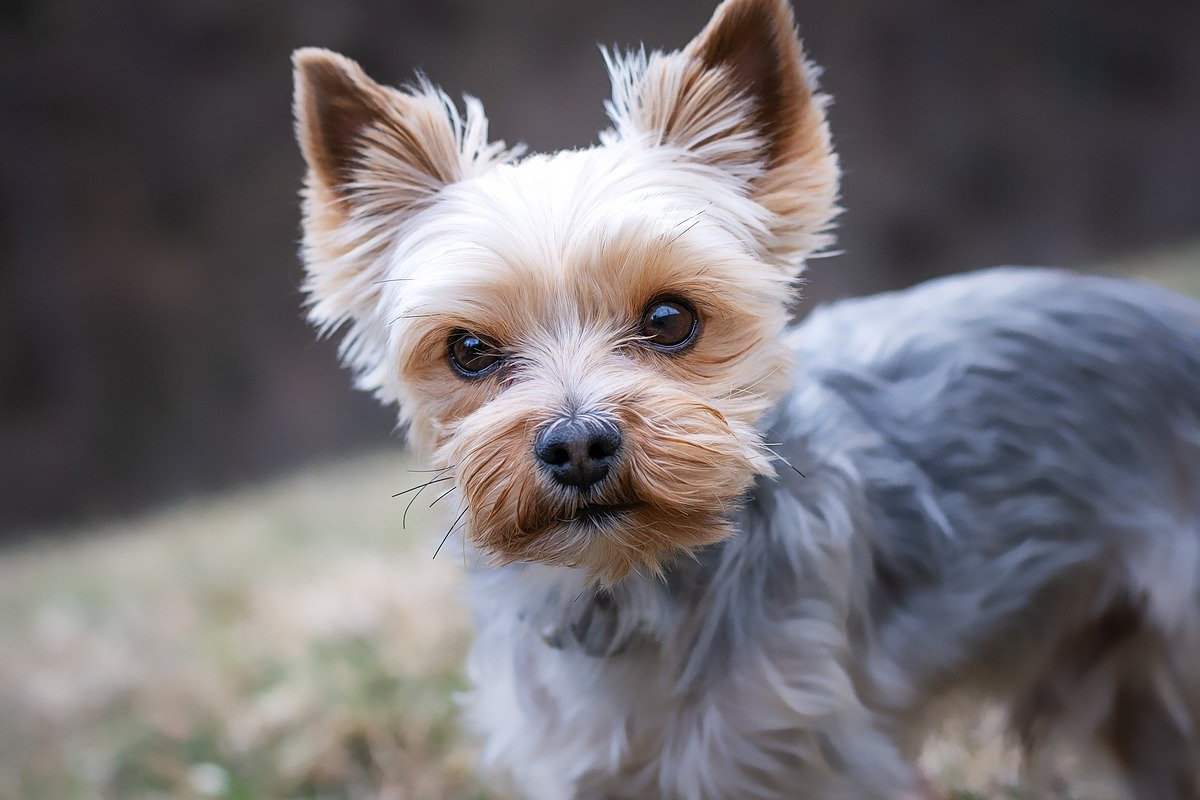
[3,0,1199,537]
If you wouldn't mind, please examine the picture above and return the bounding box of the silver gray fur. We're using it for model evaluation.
[463,267,1200,800]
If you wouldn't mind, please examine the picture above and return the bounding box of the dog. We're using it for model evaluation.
[290,0,1200,797]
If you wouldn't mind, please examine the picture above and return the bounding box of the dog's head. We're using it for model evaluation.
[292,0,838,581]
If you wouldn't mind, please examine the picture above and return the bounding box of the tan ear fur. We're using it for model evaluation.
[605,0,839,268]
[687,0,812,173]
[292,47,476,220]
[290,48,515,375]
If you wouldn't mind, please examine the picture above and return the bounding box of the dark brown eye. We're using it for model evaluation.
[449,330,504,378]
[639,298,698,351]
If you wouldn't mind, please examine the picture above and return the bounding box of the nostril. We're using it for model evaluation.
[545,444,571,467]
[588,424,622,462]
[588,437,615,461]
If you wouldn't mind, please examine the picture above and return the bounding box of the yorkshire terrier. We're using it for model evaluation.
[290,0,1200,797]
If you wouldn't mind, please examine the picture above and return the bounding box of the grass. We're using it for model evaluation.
[0,453,485,800]
[1,249,1195,799]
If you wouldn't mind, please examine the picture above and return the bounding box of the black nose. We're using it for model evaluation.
[534,415,622,490]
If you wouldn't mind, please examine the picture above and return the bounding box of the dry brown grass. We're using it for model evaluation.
[0,453,485,799]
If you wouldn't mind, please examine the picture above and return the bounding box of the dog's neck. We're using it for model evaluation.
[468,462,809,665]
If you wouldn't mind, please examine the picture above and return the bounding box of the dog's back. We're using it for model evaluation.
[788,267,1200,794]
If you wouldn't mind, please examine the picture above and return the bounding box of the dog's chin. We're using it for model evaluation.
[565,501,646,529]
[471,497,736,583]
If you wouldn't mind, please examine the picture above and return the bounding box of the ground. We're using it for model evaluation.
[1,254,1195,800]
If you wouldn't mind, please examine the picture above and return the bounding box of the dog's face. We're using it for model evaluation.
[292,0,838,580]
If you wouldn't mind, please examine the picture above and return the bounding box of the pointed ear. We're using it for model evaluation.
[293,47,483,217]
[605,0,839,269]
[291,49,516,389]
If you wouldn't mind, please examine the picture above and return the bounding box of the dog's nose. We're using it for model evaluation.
[534,416,622,490]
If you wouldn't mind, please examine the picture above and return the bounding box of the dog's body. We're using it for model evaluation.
[465,268,1200,799]
[290,0,1200,796]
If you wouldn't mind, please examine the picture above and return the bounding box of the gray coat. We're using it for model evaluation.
[465,268,1200,799]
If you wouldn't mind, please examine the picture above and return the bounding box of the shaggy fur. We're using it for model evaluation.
[291,1,1200,797]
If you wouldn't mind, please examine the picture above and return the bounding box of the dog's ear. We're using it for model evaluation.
[293,47,474,216]
[291,49,514,379]
[604,0,839,269]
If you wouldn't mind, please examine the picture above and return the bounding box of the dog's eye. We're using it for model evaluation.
[639,298,698,351]
[448,330,504,378]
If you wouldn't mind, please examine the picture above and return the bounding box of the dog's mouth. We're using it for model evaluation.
[565,501,645,527]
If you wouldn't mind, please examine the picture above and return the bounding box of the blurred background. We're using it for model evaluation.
[1,1,1198,798]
